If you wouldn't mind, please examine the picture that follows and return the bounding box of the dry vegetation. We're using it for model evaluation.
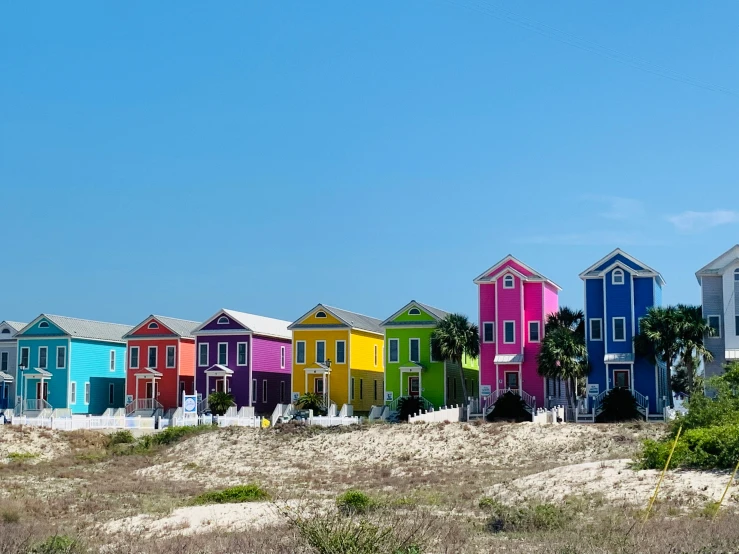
[2,421,739,553]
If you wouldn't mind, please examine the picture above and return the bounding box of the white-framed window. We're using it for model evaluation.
[409,338,420,363]
[39,321,49,329]
[612,317,627,342]
[70,382,77,405]
[503,321,515,344]
[280,381,286,403]
[529,321,540,343]
[38,346,47,369]
[198,343,208,367]
[408,307,421,316]
[20,347,29,368]
[237,343,248,366]
[108,383,115,405]
[252,379,257,403]
[262,380,267,403]
[590,319,603,341]
[0,329,8,335]
[336,341,346,364]
[482,322,495,343]
[110,350,117,371]
[166,346,175,368]
[147,322,159,329]
[374,380,378,401]
[315,311,327,319]
[296,341,306,364]
[316,341,326,363]
[360,379,363,400]
[430,342,438,363]
[503,275,515,289]
[56,346,66,369]
[280,346,286,369]
[218,343,228,365]
[612,269,625,285]
[351,377,355,400]
[374,345,378,366]
[130,346,139,369]
[708,315,721,338]
[84,382,91,404]
[217,316,229,325]
[148,346,157,368]
[735,269,739,281]
[0,352,7,372]
[388,339,399,363]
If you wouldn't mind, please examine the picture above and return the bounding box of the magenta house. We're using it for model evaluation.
[473,255,562,413]
[193,309,292,415]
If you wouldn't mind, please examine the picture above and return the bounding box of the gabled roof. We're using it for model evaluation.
[695,245,739,283]
[381,300,450,326]
[2,321,27,333]
[193,309,291,340]
[124,315,199,339]
[18,314,132,343]
[579,248,665,285]
[473,255,561,290]
[288,304,383,335]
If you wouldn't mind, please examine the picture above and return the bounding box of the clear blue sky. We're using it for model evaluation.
[2,1,738,327]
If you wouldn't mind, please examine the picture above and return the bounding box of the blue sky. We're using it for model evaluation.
[2,1,738,327]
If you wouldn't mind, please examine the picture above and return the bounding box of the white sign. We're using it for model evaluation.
[384,391,394,402]
[125,394,134,405]
[587,384,600,396]
[292,392,300,402]
[480,385,492,396]
[183,395,198,414]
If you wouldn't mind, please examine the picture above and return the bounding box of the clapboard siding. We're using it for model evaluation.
[702,276,726,379]
[70,339,126,414]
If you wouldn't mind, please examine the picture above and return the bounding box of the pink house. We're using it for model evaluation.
[473,255,561,413]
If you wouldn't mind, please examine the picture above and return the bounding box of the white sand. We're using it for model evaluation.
[0,426,70,463]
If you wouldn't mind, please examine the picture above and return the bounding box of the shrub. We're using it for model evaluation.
[640,424,739,470]
[152,425,205,446]
[7,452,39,463]
[480,498,572,533]
[107,430,135,446]
[597,387,640,422]
[30,535,82,554]
[1,509,20,524]
[193,484,270,505]
[337,490,376,515]
[397,397,424,422]
[486,392,530,422]
[297,392,326,415]
[207,391,235,416]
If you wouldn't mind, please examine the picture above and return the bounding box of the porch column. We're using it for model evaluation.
[205,374,209,397]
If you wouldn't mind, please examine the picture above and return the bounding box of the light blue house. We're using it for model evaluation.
[15,315,131,415]
[580,249,667,418]
[0,321,26,410]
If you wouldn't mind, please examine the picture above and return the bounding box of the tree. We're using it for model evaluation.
[431,313,480,415]
[634,306,681,408]
[537,308,588,408]
[675,304,713,395]
[297,392,325,414]
[207,391,235,416]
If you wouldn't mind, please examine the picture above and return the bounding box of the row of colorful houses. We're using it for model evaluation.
[1,246,737,420]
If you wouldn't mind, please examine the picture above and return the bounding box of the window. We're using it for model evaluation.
[20,347,29,368]
[237,343,248,366]
[374,380,378,401]
[315,311,327,318]
[109,383,115,405]
[0,329,9,334]
[110,350,117,371]
[590,319,603,341]
[166,346,175,368]
[0,352,7,372]
[38,321,49,329]
[529,321,540,343]
[388,339,399,363]
[316,341,326,363]
[314,377,324,394]
[360,379,363,400]
[736,316,739,337]
[503,275,515,289]
[147,322,159,329]
[280,381,286,403]
[217,316,229,325]
[430,342,437,363]
[410,338,420,363]
[612,269,625,285]
[735,269,739,281]
[612,317,626,342]
[503,321,515,344]
[296,341,306,364]
[194,344,207,369]
[336,341,346,364]
[70,382,76,404]
[252,379,257,403]
[148,346,157,368]
[483,322,495,343]
[351,377,355,400]
[280,346,286,369]
[84,382,90,404]
[374,345,378,366]
[262,380,267,403]
[708,315,721,338]
[408,307,421,316]
[38,347,47,369]
[218,343,228,365]
[130,346,139,368]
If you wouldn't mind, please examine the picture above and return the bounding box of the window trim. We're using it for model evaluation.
[280,346,286,369]
[612,317,627,342]
[217,342,228,366]
[503,321,516,344]
[20,347,29,368]
[315,311,327,319]
[388,338,399,363]
[38,346,48,369]
[217,316,230,325]
[198,343,209,367]
[408,307,421,316]
[316,340,326,364]
[708,315,722,339]
[296,341,306,365]
[529,321,540,343]
[734,268,739,281]
[165,346,176,369]
[147,322,159,329]
[110,349,117,372]
[360,378,363,400]
[590,319,603,341]
[56,346,66,369]
[109,383,115,405]
[482,322,495,343]
[148,346,157,369]
[409,338,421,363]
[335,340,346,364]
[237,342,248,367]
[503,275,515,289]
[84,382,91,405]
[280,380,286,403]
[430,342,438,363]
[70,381,77,405]
[612,269,625,285]
[351,377,355,400]
[38,321,50,329]
[251,379,257,403]
[374,345,378,366]
[0,352,7,372]
[130,346,139,369]
[262,380,267,403]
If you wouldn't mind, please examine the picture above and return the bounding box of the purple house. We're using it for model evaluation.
[193,309,292,414]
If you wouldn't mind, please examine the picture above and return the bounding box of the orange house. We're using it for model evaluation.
[123,315,198,414]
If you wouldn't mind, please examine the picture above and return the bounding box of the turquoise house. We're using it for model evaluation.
[15,315,132,415]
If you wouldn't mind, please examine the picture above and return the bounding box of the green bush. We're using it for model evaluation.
[597,387,640,422]
[640,424,739,470]
[397,397,424,422]
[479,498,572,533]
[207,391,235,416]
[152,425,204,446]
[486,392,530,422]
[337,490,376,515]
[107,430,135,446]
[30,535,82,554]
[193,484,270,505]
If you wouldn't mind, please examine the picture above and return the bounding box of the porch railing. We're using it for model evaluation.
[24,398,51,412]
[483,388,536,413]
[388,396,433,412]
[125,398,162,415]
[632,390,649,415]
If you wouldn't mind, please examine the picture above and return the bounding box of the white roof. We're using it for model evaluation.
[223,309,291,339]
[604,353,634,363]
[695,245,739,283]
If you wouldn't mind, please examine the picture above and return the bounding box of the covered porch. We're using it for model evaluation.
[304,363,331,407]
[127,367,163,415]
[19,367,53,413]
[0,371,13,410]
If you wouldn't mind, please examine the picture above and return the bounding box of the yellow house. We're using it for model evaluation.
[289,304,384,412]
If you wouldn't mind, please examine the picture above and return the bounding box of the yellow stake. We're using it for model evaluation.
[714,456,739,519]
[643,425,682,523]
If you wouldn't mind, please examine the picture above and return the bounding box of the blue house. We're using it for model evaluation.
[15,315,132,415]
[580,249,667,418]
[0,321,26,410]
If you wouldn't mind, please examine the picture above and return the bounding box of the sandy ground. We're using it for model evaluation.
[0,425,70,463]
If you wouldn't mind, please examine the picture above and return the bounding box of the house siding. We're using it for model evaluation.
[479,283,497,394]
[0,335,19,409]
[70,338,126,415]
[702,276,726,379]
[125,337,183,410]
[16,337,69,410]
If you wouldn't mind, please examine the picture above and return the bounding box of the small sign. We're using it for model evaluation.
[291,392,300,402]
[480,385,492,396]
[384,391,394,402]
[587,384,599,396]
[183,395,198,414]
[125,394,133,405]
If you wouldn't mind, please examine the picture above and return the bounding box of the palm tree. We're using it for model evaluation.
[207,391,235,416]
[537,308,588,408]
[431,313,480,413]
[634,306,681,408]
[675,304,713,395]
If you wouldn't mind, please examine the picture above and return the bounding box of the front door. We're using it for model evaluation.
[36,381,48,401]
[505,372,519,390]
[314,377,324,395]
[145,381,157,399]
[408,376,420,397]
[614,370,630,389]
[215,379,225,393]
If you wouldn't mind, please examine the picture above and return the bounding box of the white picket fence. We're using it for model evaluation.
[308,415,360,427]
[12,414,156,430]
[531,406,566,424]
[408,405,463,424]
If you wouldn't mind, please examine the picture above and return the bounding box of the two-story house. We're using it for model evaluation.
[0,321,26,410]
[123,315,198,415]
[581,249,667,417]
[15,315,130,415]
[695,244,739,378]
[474,255,561,412]
[193,308,292,415]
[289,304,384,412]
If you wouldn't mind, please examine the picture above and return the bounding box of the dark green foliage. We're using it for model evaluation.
[431,313,480,409]
[479,498,572,533]
[336,490,376,515]
[207,391,235,416]
[193,484,270,505]
[397,396,424,422]
[106,430,134,446]
[153,425,206,446]
[298,392,326,414]
[486,392,530,422]
[30,536,83,554]
[597,388,640,422]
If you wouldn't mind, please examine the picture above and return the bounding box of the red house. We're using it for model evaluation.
[124,315,198,415]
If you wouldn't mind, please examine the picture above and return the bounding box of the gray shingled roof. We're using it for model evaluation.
[34,315,132,343]
[415,302,449,320]
[135,315,199,338]
[3,321,27,333]
[323,306,383,334]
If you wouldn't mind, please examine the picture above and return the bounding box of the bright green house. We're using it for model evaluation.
[381,301,479,410]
